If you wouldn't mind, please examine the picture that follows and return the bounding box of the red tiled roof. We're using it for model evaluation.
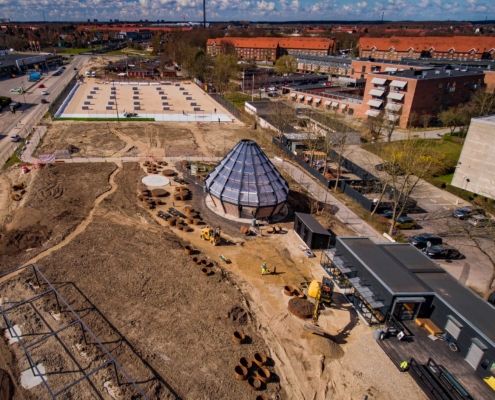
[359,36,495,53]
[207,36,334,50]
[77,25,192,33]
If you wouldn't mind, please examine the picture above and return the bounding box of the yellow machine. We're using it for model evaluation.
[307,278,334,324]
[200,226,221,245]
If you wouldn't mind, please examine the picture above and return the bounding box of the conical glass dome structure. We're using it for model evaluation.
[205,139,289,219]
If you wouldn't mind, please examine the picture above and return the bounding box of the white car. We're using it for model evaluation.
[41,90,49,96]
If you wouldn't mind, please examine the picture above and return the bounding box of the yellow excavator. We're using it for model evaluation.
[304,277,334,334]
[200,226,221,246]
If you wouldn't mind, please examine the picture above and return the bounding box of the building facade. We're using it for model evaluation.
[296,55,353,76]
[362,68,485,128]
[358,36,495,61]
[206,37,335,62]
[452,115,495,200]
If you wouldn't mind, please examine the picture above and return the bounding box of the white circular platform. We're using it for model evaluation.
[141,175,170,187]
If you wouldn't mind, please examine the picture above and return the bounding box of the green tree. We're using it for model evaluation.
[211,54,238,93]
[274,55,297,75]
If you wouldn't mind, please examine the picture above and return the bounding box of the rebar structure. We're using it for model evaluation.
[0,264,181,399]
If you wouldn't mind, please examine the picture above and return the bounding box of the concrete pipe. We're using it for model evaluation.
[283,286,294,296]
[253,352,268,367]
[248,376,263,390]
[240,357,252,369]
[234,365,248,381]
[232,331,245,344]
[254,367,271,383]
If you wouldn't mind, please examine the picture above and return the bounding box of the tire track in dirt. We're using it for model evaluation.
[22,162,122,267]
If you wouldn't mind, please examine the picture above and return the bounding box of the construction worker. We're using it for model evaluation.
[399,360,409,372]
[261,263,270,275]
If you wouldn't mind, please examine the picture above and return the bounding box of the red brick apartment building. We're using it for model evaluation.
[358,36,495,61]
[206,37,335,62]
[362,68,485,128]
[350,59,428,79]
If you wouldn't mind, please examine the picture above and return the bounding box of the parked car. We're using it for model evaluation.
[40,98,49,104]
[395,215,418,229]
[10,134,21,143]
[423,245,464,260]
[380,209,394,219]
[38,84,45,89]
[452,206,484,220]
[408,233,443,249]
[41,90,49,96]
[267,92,279,97]
[467,214,492,228]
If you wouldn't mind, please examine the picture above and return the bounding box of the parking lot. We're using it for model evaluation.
[343,144,494,297]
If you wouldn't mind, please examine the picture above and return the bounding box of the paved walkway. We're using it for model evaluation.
[272,157,383,241]
[345,145,469,212]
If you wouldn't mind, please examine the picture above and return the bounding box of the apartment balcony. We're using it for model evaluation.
[385,103,402,113]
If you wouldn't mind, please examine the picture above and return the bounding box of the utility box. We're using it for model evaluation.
[28,71,42,82]
[294,212,334,249]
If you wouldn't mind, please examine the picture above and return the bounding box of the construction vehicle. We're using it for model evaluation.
[307,277,334,324]
[200,226,221,245]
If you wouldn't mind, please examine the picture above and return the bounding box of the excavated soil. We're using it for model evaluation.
[21,163,282,399]
[36,121,256,159]
[0,163,116,272]
[35,122,126,158]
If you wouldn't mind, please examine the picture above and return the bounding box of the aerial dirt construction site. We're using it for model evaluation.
[0,77,426,400]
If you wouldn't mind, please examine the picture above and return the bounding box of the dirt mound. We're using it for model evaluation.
[228,306,249,325]
[288,298,314,319]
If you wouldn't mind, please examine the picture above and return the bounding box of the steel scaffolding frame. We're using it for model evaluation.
[0,264,180,399]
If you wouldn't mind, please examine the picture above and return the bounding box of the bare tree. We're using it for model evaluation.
[377,138,439,235]
[366,112,386,142]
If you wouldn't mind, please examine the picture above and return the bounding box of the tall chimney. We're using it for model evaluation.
[203,0,206,28]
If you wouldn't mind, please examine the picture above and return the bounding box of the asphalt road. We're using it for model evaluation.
[0,55,90,165]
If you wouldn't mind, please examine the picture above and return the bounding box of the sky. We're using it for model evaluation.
[0,0,494,22]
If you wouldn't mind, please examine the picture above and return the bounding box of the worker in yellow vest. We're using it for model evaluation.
[400,360,409,371]
[261,263,270,275]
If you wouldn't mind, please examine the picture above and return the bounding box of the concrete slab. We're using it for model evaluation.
[4,324,22,344]
[20,364,46,389]
[142,175,170,187]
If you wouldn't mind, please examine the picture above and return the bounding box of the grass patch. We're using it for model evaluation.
[54,117,155,122]
[364,136,463,176]
[3,152,21,169]
[223,92,251,110]
[58,48,91,55]
[434,173,454,185]
[105,48,154,58]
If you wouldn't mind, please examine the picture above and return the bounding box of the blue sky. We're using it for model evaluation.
[1,0,494,22]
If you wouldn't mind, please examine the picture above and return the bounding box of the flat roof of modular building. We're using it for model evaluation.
[417,272,495,346]
[339,237,433,294]
[337,236,495,347]
[373,67,485,80]
[295,212,331,236]
[472,114,495,125]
